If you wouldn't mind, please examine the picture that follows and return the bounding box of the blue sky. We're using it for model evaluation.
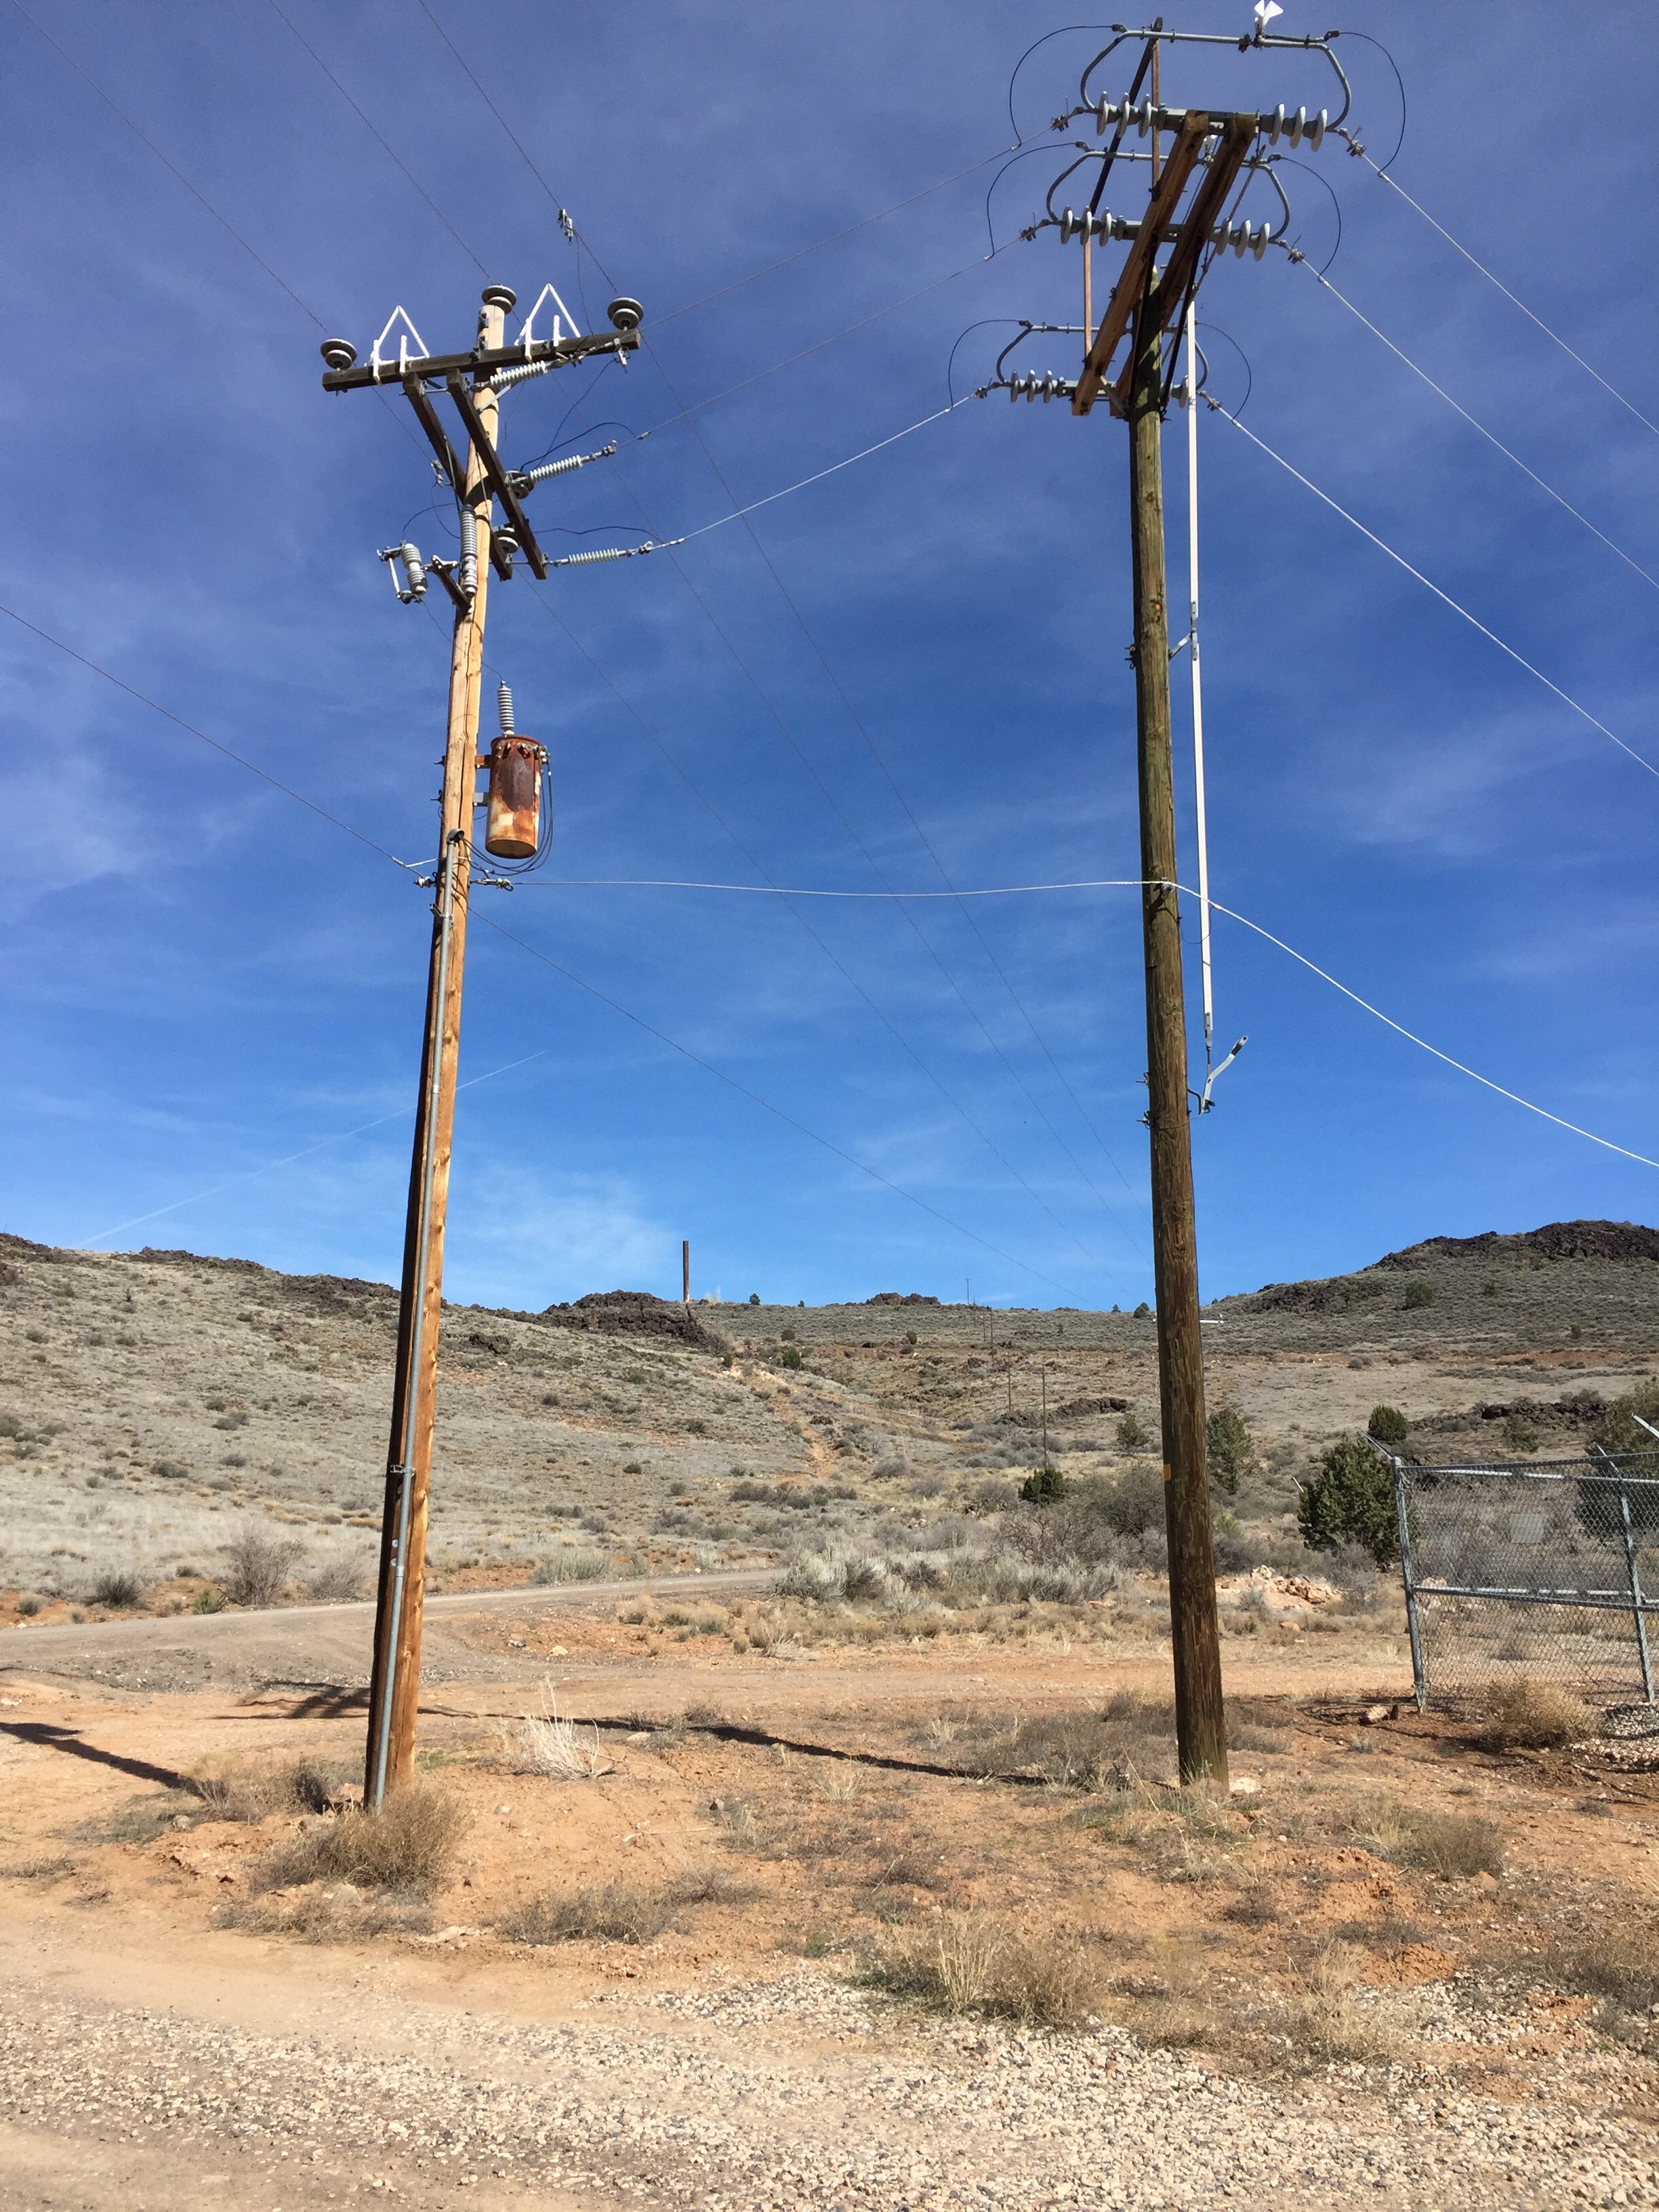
[2,0,1656,1311]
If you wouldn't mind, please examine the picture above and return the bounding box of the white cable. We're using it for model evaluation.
[1364,155,1659,443]
[1185,297,1214,1064]
[1208,399,1659,783]
[1298,258,1659,596]
[672,404,960,544]
[525,876,1658,1171]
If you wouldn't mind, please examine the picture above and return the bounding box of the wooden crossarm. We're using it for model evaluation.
[1071,111,1210,416]
[1109,114,1258,412]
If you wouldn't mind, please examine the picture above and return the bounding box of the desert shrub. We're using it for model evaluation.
[533,1549,609,1584]
[869,1913,1106,2026]
[15,1594,41,1618]
[1116,1412,1153,1452]
[303,1555,366,1603]
[223,1525,305,1607]
[503,1698,613,1780]
[501,1883,671,1946]
[1097,1460,1166,1538]
[1367,1405,1410,1448]
[1549,1932,1659,2020]
[1502,1413,1540,1453]
[781,1346,803,1371]
[1132,1302,1151,1319]
[257,1782,467,1895]
[1205,1408,1255,1494]
[89,1569,144,1609]
[219,1891,433,1944]
[190,1759,340,1822]
[1357,1796,1504,1879]
[1592,1381,1659,1456]
[1481,1677,1594,1750]
[1298,1436,1397,1565]
[1401,1281,1435,1309]
[1020,1467,1068,1503]
[966,1477,1020,1515]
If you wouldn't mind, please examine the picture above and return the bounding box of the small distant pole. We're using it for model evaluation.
[1041,1364,1051,1471]
[682,1240,691,1307]
[966,1274,972,1307]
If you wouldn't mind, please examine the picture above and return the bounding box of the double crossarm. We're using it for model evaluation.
[1071,110,1257,416]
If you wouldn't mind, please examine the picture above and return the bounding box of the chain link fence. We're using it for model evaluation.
[1391,1451,1659,1712]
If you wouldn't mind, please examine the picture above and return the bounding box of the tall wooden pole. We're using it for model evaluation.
[365,283,512,1807]
[1127,281,1229,1788]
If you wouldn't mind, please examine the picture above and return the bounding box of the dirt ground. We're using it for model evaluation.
[2,1611,1657,2211]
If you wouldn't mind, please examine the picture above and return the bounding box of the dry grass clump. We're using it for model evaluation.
[1272,1942,1423,2069]
[867,1912,1108,2026]
[501,1867,750,1947]
[1355,1794,1504,1879]
[219,1891,434,1944]
[499,1692,614,1780]
[255,1782,467,1896]
[223,1525,305,1607]
[188,1757,340,1823]
[1480,1677,1596,1750]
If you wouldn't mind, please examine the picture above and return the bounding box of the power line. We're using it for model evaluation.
[653,147,1017,327]
[262,16,1132,1284]
[1294,255,1659,596]
[265,0,489,276]
[9,584,1082,1292]
[8,0,327,330]
[0,598,397,859]
[1361,152,1659,443]
[507,874,1659,1172]
[1209,398,1659,783]
[474,912,1074,1288]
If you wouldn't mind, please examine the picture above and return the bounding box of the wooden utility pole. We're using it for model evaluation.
[363,285,510,1808]
[1127,281,1228,1788]
[682,1239,691,1307]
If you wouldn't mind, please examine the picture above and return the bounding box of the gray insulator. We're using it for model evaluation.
[459,506,478,597]
[510,441,619,495]
[553,543,651,566]
[497,681,516,735]
[398,543,426,600]
[491,358,554,390]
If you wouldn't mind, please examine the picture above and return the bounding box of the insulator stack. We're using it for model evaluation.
[1090,94,1325,150]
[1008,373,1077,403]
[551,543,654,566]
[484,733,548,859]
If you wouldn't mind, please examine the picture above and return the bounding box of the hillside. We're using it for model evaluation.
[0,1221,1653,1629]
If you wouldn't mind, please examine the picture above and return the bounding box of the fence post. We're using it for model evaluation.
[1393,1454,1427,1711]
[1616,1473,1655,1705]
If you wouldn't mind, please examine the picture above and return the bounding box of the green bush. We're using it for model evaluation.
[1298,1435,1398,1565]
[1095,1460,1166,1537]
[781,1345,802,1371]
[1502,1412,1540,1454]
[1132,1302,1151,1319]
[1584,1385,1659,1538]
[1205,1408,1255,1494]
[1020,1467,1069,1504]
[1115,1412,1153,1452]
[1401,1281,1435,1309]
[1367,1404,1410,1447]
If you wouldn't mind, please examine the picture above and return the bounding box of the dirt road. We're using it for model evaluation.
[0,1568,777,1693]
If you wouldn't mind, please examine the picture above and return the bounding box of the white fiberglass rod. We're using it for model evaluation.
[1185,298,1214,1063]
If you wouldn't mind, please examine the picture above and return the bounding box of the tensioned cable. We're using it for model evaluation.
[8,0,326,329]
[528,505,1136,1286]
[0,600,396,858]
[1292,256,1659,596]
[363,9,1140,1250]
[672,403,962,541]
[653,147,1017,327]
[1208,400,1659,783]
[80,1045,553,1247]
[516,876,1659,1172]
[586,394,1147,1257]
[266,0,489,277]
[8,595,1076,1290]
[474,912,1072,1288]
[1360,152,1659,443]
[267,20,1128,1280]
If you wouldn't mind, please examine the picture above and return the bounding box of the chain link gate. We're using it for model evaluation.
[1390,1450,1659,1712]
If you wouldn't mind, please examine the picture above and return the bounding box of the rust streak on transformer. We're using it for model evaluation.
[485,735,547,859]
